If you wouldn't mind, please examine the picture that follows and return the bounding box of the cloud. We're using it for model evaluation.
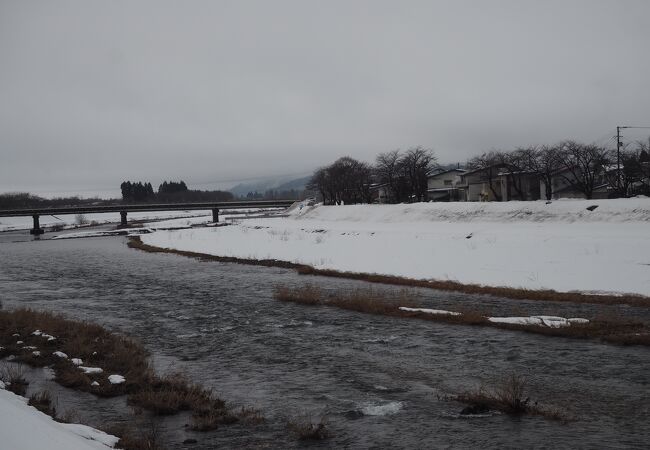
[1,0,650,195]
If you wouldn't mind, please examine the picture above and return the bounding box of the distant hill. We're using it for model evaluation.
[229,175,311,198]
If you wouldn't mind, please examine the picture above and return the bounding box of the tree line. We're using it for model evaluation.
[308,139,650,204]
[0,193,114,209]
[307,147,437,205]
[120,180,233,203]
[467,140,650,200]
[244,189,304,201]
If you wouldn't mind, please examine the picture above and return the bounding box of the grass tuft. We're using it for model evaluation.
[28,390,56,416]
[108,422,164,450]
[287,415,331,441]
[0,363,29,396]
[456,373,572,422]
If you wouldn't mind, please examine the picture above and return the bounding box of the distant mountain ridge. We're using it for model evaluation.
[229,175,311,198]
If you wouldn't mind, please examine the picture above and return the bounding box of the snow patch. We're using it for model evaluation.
[79,366,103,374]
[71,358,83,366]
[108,375,125,385]
[53,351,69,359]
[360,401,404,416]
[399,307,461,316]
[487,315,589,327]
[0,388,118,449]
[60,423,120,448]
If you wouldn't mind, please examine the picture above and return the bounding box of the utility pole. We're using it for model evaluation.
[616,126,622,193]
[616,125,650,197]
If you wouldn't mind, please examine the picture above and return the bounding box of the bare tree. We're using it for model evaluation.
[309,157,373,205]
[375,150,402,203]
[306,167,331,204]
[556,141,611,199]
[401,146,437,202]
[518,145,563,200]
[466,151,504,201]
[495,150,529,200]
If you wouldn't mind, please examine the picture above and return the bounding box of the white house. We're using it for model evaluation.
[426,168,466,201]
[457,166,506,201]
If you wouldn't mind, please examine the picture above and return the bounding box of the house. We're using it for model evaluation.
[454,166,542,202]
[497,170,541,201]
[540,167,611,200]
[457,165,506,201]
[369,183,389,203]
[426,168,466,201]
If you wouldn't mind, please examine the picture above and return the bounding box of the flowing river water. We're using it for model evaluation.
[1,227,649,449]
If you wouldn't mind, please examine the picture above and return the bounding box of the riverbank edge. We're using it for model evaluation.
[126,236,650,308]
[273,285,650,347]
[0,308,264,448]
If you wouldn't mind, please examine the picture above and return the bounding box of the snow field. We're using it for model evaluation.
[142,199,650,296]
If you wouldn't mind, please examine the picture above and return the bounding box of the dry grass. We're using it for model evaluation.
[456,373,572,422]
[189,408,239,431]
[108,422,165,450]
[129,236,650,308]
[287,415,331,441]
[0,308,151,397]
[0,363,29,396]
[0,308,262,431]
[274,284,420,315]
[297,266,650,308]
[28,390,56,417]
[236,406,266,425]
[274,285,650,346]
[55,408,81,424]
[128,372,225,416]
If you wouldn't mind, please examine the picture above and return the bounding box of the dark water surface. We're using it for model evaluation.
[1,229,649,449]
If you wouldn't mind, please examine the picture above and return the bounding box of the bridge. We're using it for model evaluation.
[0,200,297,235]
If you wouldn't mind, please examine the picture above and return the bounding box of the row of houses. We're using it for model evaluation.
[372,166,616,203]
[427,166,615,202]
[429,166,616,202]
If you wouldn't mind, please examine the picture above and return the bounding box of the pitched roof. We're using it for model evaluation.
[427,168,466,178]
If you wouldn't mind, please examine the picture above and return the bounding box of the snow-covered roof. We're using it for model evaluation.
[427,168,466,178]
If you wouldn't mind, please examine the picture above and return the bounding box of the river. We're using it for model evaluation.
[1,228,649,449]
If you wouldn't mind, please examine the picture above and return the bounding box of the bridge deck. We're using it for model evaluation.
[0,200,296,217]
[0,200,297,234]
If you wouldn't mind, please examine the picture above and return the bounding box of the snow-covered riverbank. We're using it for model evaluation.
[140,198,650,297]
[0,386,118,449]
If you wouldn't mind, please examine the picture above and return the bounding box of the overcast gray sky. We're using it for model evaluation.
[1,0,650,196]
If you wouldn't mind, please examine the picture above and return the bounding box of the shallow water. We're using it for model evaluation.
[1,228,649,449]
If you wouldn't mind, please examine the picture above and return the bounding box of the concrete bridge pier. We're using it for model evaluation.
[212,208,219,223]
[120,211,128,227]
[30,214,44,235]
